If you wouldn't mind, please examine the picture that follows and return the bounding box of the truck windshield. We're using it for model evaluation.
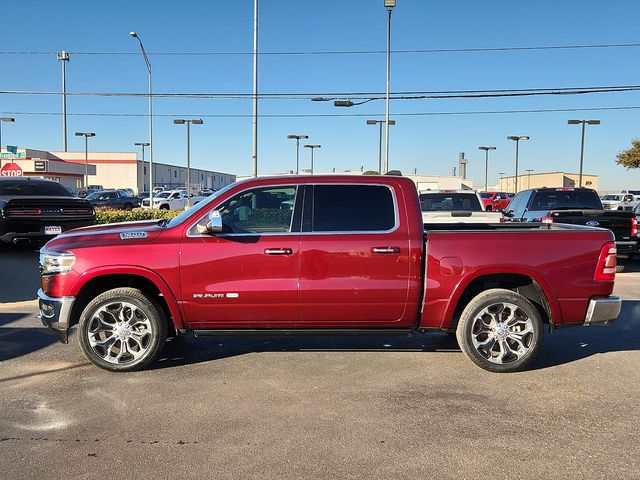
[165,182,237,228]
[419,193,482,211]
[601,195,623,201]
[531,190,602,210]
[480,193,493,199]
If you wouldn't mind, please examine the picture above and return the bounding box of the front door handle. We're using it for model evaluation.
[372,246,401,254]
[264,248,293,255]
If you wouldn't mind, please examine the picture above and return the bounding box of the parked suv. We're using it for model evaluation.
[600,193,638,211]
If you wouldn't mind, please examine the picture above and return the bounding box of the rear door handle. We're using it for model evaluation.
[264,248,293,255]
[372,246,401,254]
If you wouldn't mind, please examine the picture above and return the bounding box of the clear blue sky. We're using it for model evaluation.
[1,0,640,190]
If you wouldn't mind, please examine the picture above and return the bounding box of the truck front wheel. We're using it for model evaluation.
[78,287,168,372]
[456,289,543,373]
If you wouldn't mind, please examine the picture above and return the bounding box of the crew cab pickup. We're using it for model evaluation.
[503,187,638,260]
[420,190,502,224]
[86,190,140,211]
[38,176,621,373]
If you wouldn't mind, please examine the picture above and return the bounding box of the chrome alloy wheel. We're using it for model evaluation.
[470,302,534,365]
[87,301,153,365]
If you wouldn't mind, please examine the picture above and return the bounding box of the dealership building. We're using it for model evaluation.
[0,147,235,193]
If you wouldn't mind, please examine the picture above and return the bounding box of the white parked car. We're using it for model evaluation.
[600,193,638,211]
[142,190,186,210]
[142,189,207,210]
[420,190,502,224]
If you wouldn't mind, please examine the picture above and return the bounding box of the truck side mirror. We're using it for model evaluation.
[197,210,223,235]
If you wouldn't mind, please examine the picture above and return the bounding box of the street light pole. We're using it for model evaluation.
[252,0,258,177]
[478,146,496,191]
[0,117,16,152]
[367,119,395,174]
[174,119,203,208]
[384,0,396,173]
[75,132,95,188]
[134,142,150,191]
[526,169,534,189]
[56,51,70,151]
[304,144,321,174]
[130,32,154,206]
[568,119,600,187]
[287,135,308,174]
[507,136,529,193]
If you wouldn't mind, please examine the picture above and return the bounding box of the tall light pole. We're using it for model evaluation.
[252,0,258,177]
[174,119,203,208]
[130,32,154,206]
[304,144,321,174]
[478,146,496,191]
[287,135,308,174]
[75,132,96,188]
[526,169,534,189]
[134,142,150,191]
[507,136,529,193]
[0,117,16,151]
[567,119,600,187]
[56,51,70,151]
[367,119,395,174]
[384,0,396,173]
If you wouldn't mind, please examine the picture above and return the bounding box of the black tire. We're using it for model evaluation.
[486,205,492,212]
[159,204,170,210]
[124,203,133,211]
[456,288,543,373]
[78,287,168,372]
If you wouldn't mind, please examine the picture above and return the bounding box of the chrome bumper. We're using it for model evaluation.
[37,289,75,343]
[583,297,621,326]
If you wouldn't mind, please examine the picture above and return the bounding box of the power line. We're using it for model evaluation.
[1,85,639,100]
[3,105,640,118]
[0,42,639,56]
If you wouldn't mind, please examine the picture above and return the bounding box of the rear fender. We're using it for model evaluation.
[441,266,562,328]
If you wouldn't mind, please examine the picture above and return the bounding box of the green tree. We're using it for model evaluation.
[616,139,640,169]
[362,170,380,175]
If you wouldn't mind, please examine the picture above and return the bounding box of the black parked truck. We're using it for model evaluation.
[0,177,95,245]
[503,187,638,261]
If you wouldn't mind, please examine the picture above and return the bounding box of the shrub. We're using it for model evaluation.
[95,208,181,225]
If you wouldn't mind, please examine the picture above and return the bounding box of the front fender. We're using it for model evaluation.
[69,265,186,330]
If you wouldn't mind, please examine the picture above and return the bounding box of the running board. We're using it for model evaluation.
[193,329,413,337]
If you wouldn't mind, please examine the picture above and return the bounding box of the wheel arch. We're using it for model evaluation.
[444,270,560,331]
[68,267,184,334]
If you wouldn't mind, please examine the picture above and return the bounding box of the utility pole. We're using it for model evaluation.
[57,51,70,151]
[384,0,396,173]
[252,0,258,177]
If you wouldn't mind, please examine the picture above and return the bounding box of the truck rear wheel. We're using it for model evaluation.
[78,288,168,372]
[456,288,543,373]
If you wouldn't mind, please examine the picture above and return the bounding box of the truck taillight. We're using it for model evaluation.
[594,242,617,282]
[541,216,554,224]
[632,216,638,238]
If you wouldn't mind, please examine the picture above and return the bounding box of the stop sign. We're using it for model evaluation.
[0,163,23,177]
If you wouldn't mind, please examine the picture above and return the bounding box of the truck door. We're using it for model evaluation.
[180,185,302,328]
[298,183,412,328]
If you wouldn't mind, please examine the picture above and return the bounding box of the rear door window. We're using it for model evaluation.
[311,184,395,232]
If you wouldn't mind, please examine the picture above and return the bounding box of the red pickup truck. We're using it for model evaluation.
[38,175,621,373]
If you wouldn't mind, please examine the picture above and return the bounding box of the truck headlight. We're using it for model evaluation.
[39,249,76,275]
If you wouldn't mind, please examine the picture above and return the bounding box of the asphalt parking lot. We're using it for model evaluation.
[1,246,639,479]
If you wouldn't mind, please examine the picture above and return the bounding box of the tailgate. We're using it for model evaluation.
[549,210,635,240]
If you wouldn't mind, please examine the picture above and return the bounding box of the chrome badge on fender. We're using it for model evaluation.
[119,232,148,240]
